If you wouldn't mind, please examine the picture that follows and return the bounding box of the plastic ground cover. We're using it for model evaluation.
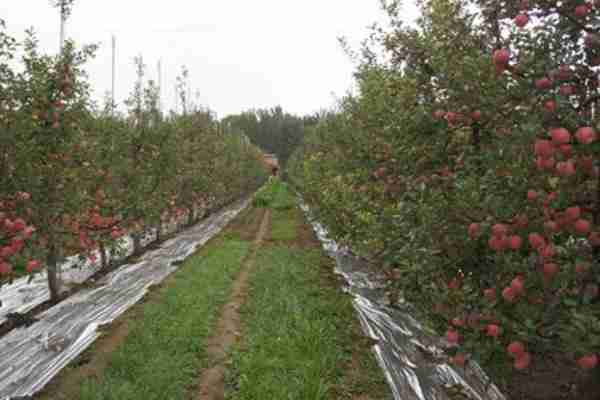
[299,201,506,400]
[0,221,174,326]
[0,198,250,399]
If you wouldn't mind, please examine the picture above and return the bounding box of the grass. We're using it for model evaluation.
[226,243,390,400]
[78,237,251,400]
[253,177,296,211]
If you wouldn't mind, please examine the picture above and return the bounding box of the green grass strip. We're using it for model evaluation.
[227,245,368,400]
[79,238,251,400]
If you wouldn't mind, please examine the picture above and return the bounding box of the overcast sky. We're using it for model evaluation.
[1,1,418,118]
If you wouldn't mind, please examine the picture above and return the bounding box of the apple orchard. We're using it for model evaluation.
[288,0,600,392]
[0,10,266,301]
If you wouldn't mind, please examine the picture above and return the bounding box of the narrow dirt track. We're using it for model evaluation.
[196,208,271,400]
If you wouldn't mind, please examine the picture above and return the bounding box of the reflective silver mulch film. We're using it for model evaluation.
[0,198,250,399]
[299,201,506,400]
[0,214,190,326]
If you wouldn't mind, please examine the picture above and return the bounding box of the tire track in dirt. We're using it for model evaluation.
[195,207,271,400]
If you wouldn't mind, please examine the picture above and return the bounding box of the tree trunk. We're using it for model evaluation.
[46,241,61,302]
[99,242,108,269]
[133,232,142,255]
[187,207,194,226]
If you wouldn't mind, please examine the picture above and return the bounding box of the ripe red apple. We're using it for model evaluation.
[558,144,573,158]
[508,235,523,250]
[536,77,553,90]
[0,261,12,275]
[551,128,571,144]
[540,244,556,260]
[515,352,532,370]
[452,317,466,327]
[515,13,529,27]
[489,235,508,252]
[492,224,508,237]
[468,222,481,238]
[575,263,590,275]
[588,231,600,247]
[493,49,510,66]
[503,286,518,303]
[544,100,557,113]
[450,353,468,367]
[575,127,597,144]
[566,206,581,221]
[528,233,545,249]
[507,341,526,358]
[543,220,559,234]
[511,277,525,294]
[534,140,555,158]
[433,110,445,119]
[471,110,482,121]
[575,4,590,17]
[484,288,497,301]
[447,329,460,344]
[556,160,576,177]
[486,324,502,337]
[527,190,538,202]
[575,219,591,235]
[543,263,560,280]
[560,85,575,96]
[26,260,41,273]
[577,354,598,370]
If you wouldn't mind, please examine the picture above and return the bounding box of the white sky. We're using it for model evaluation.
[1,1,418,118]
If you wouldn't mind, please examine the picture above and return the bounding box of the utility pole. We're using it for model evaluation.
[157,59,162,113]
[59,1,67,54]
[112,35,116,113]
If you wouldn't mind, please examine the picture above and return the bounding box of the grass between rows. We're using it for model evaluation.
[78,236,252,400]
[225,216,390,399]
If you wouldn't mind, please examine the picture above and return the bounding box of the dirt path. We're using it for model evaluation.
[195,208,271,400]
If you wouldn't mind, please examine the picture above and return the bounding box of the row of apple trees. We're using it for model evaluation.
[288,0,600,392]
[0,19,267,301]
